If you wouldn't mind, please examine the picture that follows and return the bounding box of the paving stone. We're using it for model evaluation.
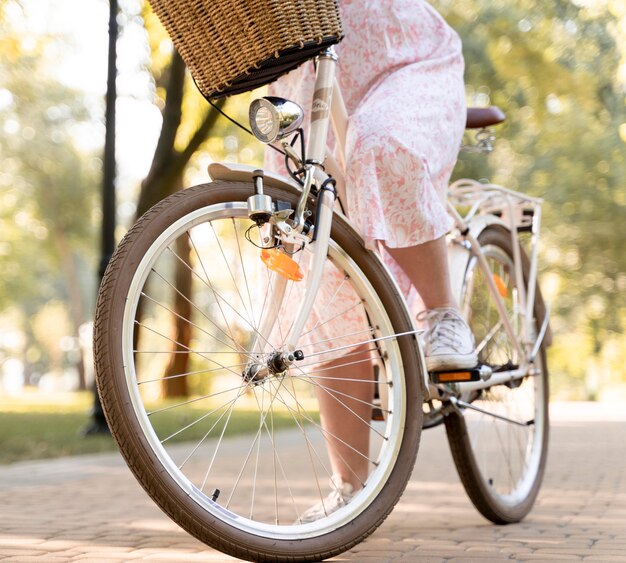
[1,402,625,561]
[3,557,70,563]
[582,557,626,562]
[0,550,46,557]
[396,556,445,563]
[451,553,517,560]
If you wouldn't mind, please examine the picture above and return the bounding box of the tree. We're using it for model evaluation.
[0,1,99,389]
[132,4,261,397]
[439,0,626,397]
[134,48,225,397]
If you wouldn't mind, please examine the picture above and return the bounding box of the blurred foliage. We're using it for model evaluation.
[139,1,263,192]
[0,0,98,389]
[437,0,626,399]
[0,0,624,401]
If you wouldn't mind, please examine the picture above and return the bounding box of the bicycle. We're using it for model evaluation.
[94,26,550,563]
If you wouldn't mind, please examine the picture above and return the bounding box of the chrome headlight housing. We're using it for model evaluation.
[249,97,304,144]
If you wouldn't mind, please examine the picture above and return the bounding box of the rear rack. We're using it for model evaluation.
[448,178,542,233]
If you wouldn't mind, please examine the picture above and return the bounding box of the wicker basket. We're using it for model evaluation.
[148,0,343,99]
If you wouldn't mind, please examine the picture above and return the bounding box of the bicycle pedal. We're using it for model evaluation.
[429,368,482,384]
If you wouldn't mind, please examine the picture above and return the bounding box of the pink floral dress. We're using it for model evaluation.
[270,0,465,249]
[267,0,465,351]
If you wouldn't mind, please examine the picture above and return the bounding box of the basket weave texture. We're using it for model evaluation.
[148,0,343,99]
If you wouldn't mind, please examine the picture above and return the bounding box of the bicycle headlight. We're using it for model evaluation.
[249,97,304,144]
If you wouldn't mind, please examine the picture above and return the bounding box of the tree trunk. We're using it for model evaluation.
[162,234,193,398]
[132,50,226,398]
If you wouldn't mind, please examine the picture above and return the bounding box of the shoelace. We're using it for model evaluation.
[416,308,468,352]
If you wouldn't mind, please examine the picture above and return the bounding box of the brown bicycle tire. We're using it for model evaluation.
[94,181,424,561]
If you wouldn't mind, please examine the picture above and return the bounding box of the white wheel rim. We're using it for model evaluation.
[462,243,546,506]
[120,202,408,539]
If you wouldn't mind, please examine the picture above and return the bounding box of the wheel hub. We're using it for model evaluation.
[242,351,302,385]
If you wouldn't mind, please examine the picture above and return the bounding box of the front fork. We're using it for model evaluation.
[244,50,338,365]
[244,165,336,367]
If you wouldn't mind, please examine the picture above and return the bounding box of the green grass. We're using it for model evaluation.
[0,392,115,464]
[0,391,302,465]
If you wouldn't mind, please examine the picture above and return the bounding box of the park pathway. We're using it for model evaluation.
[1,402,625,562]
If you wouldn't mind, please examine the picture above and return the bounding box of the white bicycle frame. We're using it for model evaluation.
[223,47,548,392]
[445,180,549,392]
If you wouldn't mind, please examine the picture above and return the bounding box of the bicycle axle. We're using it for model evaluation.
[242,350,304,384]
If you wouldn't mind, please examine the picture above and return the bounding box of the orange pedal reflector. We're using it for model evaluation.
[261,248,304,281]
[429,368,481,384]
[437,371,473,382]
[493,274,508,298]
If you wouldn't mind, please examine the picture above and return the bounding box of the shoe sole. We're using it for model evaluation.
[426,353,479,373]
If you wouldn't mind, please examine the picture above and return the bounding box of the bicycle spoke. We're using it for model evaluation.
[166,243,277,354]
[249,385,265,519]
[161,393,243,444]
[304,330,419,360]
[239,379,316,522]
[298,327,380,350]
[205,222,255,329]
[283,374,327,517]
[165,243,244,353]
[300,300,365,338]
[286,270,350,340]
[224,377,289,510]
[296,355,379,377]
[474,319,504,355]
[139,290,245,357]
[291,372,389,416]
[268,378,379,467]
[232,218,259,330]
[138,363,248,385]
[291,374,386,441]
[102,197,415,538]
[265,378,368,490]
[135,321,248,379]
[200,381,251,491]
[177,392,243,469]
[147,268,249,357]
[147,380,247,416]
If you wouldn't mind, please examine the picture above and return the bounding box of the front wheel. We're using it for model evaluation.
[94,181,423,561]
[445,225,549,523]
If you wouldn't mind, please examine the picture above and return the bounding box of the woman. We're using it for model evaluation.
[269,0,476,521]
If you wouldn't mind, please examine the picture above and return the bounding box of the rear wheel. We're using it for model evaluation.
[94,181,423,561]
[444,225,549,523]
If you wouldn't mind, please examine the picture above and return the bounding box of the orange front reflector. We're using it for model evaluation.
[437,371,473,382]
[493,274,508,298]
[261,248,304,281]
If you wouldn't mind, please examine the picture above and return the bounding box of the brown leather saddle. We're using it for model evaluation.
[466,106,506,129]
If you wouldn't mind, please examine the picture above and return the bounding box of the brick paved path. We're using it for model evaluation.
[1,402,625,562]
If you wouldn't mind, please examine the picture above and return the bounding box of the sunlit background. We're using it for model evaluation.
[0,0,625,460]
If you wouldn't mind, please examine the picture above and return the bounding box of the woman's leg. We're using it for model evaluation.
[386,236,477,371]
[384,235,456,309]
[314,344,374,490]
[314,236,460,492]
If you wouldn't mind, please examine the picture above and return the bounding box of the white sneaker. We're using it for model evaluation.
[417,307,478,372]
[297,475,355,524]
